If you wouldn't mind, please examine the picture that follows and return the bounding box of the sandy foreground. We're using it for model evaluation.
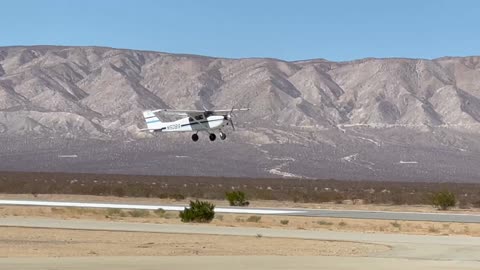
[1,194,480,236]
[0,227,388,257]
[1,193,480,258]
[0,194,393,258]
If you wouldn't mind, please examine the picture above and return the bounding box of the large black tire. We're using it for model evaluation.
[209,133,216,141]
[192,134,199,142]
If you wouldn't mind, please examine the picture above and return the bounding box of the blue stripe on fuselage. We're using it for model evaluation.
[181,119,223,127]
[146,119,161,124]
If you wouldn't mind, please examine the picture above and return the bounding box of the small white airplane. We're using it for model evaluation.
[141,107,250,141]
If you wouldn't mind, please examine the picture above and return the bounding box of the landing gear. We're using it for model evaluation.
[192,132,225,142]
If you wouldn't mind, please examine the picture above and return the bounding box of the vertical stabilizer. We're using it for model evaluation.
[143,110,163,130]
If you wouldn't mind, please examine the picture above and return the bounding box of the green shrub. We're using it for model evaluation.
[225,191,250,206]
[458,200,470,209]
[390,221,401,228]
[154,208,166,216]
[170,193,185,201]
[317,220,333,226]
[163,212,177,219]
[431,191,456,210]
[246,215,261,222]
[428,225,439,233]
[280,219,289,225]
[179,200,215,223]
[473,200,480,208]
[128,209,150,218]
[107,208,123,216]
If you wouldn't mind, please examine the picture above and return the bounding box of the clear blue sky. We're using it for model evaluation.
[1,0,479,61]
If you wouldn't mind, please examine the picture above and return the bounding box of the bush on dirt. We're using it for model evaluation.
[246,215,261,222]
[128,209,150,217]
[431,191,456,210]
[225,191,250,206]
[179,200,215,223]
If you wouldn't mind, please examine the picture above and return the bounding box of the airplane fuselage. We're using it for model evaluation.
[147,115,226,133]
[142,108,249,141]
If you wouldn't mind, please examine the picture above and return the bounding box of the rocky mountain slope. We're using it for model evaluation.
[1,46,480,182]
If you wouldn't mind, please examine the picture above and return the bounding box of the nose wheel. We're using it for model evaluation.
[219,132,227,140]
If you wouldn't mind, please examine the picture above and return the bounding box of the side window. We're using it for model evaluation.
[194,115,204,120]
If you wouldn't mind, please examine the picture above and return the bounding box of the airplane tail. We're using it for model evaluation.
[143,110,163,130]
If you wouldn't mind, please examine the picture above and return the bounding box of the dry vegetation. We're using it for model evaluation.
[1,171,480,208]
[1,205,480,237]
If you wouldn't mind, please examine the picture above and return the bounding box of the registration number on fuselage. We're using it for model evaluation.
[166,124,181,130]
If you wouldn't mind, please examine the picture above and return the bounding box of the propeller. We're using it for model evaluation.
[204,103,242,131]
[227,107,236,131]
[202,104,214,117]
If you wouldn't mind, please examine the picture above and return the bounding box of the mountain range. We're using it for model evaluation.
[1,45,480,182]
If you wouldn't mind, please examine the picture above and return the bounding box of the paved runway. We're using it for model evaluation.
[0,217,479,269]
[1,199,480,223]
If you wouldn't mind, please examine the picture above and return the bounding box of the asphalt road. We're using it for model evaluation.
[1,199,480,223]
[0,217,479,270]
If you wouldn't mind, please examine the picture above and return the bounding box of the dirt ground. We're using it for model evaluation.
[1,194,479,258]
[0,227,389,257]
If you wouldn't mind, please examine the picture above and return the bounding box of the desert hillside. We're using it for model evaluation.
[1,46,480,139]
[1,46,480,182]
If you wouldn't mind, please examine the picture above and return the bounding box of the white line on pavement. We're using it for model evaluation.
[0,200,304,215]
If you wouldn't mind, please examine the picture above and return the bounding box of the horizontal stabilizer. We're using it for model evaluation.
[143,110,163,130]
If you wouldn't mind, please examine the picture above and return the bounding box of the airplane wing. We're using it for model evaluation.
[208,108,250,115]
[150,108,250,116]
[150,109,204,117]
